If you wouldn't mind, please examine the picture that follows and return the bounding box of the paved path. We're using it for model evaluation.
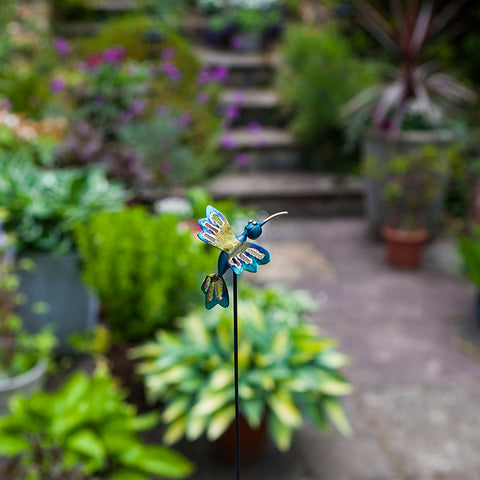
[178,218,480,480]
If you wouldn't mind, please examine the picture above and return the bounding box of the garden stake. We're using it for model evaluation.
[198,205,288,479]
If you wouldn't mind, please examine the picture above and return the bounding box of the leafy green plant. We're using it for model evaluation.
[0,212,56,379]
[277,24,377,171]
[369,145,449,231]
[0,367,194,480]
[74,207,217,342]
[132,284,352,451]
[459,225,480,289]
[0,156,127,253]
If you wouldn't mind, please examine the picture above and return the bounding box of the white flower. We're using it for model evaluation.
[155,197,193,217]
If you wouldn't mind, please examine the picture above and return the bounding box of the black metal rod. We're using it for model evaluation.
[233,273,240,480]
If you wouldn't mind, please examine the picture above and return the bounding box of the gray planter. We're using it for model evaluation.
[18,253,98,354]
[362,129,454,236]
[0,360,47,414]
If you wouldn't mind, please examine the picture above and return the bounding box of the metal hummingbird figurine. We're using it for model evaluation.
[197,205,288,309]
[198,205,287,480]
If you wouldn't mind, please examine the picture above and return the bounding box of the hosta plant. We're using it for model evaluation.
[132,284,352,451]
[0,367,194,480]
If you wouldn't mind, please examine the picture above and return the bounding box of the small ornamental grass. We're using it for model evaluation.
[132,285,352,451]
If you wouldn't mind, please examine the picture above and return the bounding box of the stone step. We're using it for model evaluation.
[195,47,280,87]
[221,127,299,170]
[209,172,364,216]
[220,89,285,126]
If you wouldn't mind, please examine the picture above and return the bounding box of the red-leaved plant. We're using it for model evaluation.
[343,0,477,138]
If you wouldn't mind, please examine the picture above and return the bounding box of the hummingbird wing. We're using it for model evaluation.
[197,205,240,254]
[228,242,271,276]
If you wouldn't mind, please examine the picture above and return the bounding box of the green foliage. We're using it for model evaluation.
[120,113,220,187]
[368,145,450,231]
[76,15,196,64]
[459,226,480,289]
[0,367,194,480]
[132,284,352,451]
[74,208,217,342]
[277,24,377,171]
[0,157,127,253]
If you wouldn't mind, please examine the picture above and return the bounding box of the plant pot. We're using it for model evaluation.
[0,360,47,414]
[363,129,454,237]
[382,226,429,268]
[213,415,268,463]
[17,253,98,355]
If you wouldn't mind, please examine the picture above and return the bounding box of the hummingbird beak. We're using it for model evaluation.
[260,211,288,226]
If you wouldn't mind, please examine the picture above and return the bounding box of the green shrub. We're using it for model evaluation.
[459,225,480,289]
[277,24,377,171]
[133,284,352,451]
[0,367,194,480]
[74,208,217,342]
[0,157,127,253]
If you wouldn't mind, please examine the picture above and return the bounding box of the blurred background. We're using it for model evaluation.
[1,0,480,479]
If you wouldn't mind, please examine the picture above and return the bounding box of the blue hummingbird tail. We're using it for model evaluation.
[201,273,229,310]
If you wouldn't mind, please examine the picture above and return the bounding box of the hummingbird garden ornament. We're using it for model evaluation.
[197,205,288,309]
[197,205,287,480]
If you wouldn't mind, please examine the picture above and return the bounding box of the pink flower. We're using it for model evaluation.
[179,113,192,127]
[211,65,229,83]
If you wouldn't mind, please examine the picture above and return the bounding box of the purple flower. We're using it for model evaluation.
[162,47,176,60]
[130,100,145,115]
[179,113,192,127]
[102,46,125,63]
[157,105,169,116]
[231,35,243,50]
[50,76,65,93]
[220,135,237,150]
[224,105,240,121]
[196,69,212,86]
[211,65,229,83]
[235,153,250,167]
[53,37,71,56]
[196,91,210,105]
[163,62,182,83]
[248,121,262,133]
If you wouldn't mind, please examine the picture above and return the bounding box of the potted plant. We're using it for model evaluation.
[458,225,480,323]
[0,213,56,414]
[378,145,447,268]
[0,366,194,479]
[0,156,127,352]
[132,284,352,459]
[343,0,476,234]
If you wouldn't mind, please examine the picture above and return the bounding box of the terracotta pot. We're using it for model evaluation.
[382,226,429,268]
[213,415,268,463]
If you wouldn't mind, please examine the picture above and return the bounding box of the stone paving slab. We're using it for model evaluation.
[299,397,397,480]
[361,382,480,478]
